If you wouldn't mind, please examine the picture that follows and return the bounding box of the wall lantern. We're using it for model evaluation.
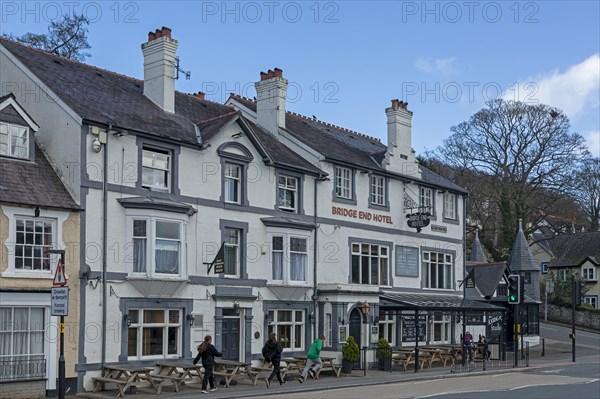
[233,301,240,315]
[123,314,132,327]
[186,313,196,327]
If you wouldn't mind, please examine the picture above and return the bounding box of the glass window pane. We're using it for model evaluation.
[129,310,139,324]
[128,328,138,357]
[277,310,291,322]
[142,327,163,356]
[169,310,179,324]
[144,310,164,324]
[133,220,146,237]
[167,327,178,355]
[156,221,179,239]
[295,311,303,322]
[273,236,283,250]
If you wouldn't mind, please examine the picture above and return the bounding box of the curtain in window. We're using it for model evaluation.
[224,245,237,275]
[13,308,28,360]
[155,240,179,274]
[133,238,146,273]
[272,237,283,280]
[290,253,306,281]
[0,308,11,357]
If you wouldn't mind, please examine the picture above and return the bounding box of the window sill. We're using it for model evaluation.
[268,281,310,287]
[127,275,187,282]
[1,271,55,279]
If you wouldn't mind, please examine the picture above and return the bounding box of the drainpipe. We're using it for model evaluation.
[313,174,328,339]
[101,124,110,369]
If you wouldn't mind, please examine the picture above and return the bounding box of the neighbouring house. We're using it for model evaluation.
[0,94,80,397]
[2,27,488,392]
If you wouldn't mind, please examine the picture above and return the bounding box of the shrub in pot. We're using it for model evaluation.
[376,338,392,370]
[342,336,359,373]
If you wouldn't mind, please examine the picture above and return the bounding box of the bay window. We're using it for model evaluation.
[0,122,29,159]
[271,235,308,283]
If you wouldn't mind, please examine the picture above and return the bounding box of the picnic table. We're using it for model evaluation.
[392,349,427,371]
[293,355,342,378]
[92,364,160,397]
[213,359,252,387]
[153,361,204,392]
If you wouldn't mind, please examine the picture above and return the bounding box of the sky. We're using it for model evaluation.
[2,1,599,156]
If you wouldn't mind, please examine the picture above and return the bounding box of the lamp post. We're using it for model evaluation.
[48,249,66,399]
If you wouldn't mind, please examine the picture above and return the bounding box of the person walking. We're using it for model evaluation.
[463,330,474,367]
[193,335,222,394]
[262,332,285,387]
[298,334,325,383]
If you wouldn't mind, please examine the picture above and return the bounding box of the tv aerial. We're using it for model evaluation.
[175,57,191,80]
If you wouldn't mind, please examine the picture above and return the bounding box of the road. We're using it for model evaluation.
[539,321,600,350]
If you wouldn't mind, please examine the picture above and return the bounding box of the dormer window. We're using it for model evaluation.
[0,122,29,159]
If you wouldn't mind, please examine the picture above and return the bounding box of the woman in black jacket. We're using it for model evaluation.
[262,332,285,387]
[193,335,222,393]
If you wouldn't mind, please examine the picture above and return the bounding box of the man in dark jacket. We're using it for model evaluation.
[262,332,285,387]
[193,335,222,393]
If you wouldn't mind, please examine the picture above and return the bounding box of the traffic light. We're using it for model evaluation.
[508,274,521,304]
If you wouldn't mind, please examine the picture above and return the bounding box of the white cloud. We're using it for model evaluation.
[584,130,600,157]
[414,57,459,77]
[503,54,600,119]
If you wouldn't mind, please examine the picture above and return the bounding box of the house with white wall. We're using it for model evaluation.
[1,26,483,392]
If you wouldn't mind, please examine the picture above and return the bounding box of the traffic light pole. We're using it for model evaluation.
[513,303,518,368]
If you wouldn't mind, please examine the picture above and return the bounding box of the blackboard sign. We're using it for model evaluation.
[396,246,419,277]
[401,315,427,342]
[486,313,504,343]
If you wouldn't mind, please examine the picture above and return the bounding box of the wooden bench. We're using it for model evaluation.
[246,365,274,385]
[213,370,237,387]
[92,377,130,398]
[149,373,184,393]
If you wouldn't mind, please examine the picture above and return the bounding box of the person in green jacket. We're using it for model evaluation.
[298,334,325,383]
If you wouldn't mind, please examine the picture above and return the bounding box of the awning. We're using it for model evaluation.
[380,293,506,312]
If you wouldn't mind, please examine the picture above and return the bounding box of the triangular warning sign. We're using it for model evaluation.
[53,259,67,286]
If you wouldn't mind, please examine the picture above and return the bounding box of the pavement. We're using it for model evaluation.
[75,340,599,399]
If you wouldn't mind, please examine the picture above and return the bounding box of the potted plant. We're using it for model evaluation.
[376,338,392,370]
[341,336,359,374]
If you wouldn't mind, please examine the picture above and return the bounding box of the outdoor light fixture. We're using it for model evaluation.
[265,312,272,325]
[233,301,240,315]
[308,312,315,324]
[186,314,195,327]
[359,301,370,316]
[34,207,40,218]
[123,314,132,327]
[91,138,102,153]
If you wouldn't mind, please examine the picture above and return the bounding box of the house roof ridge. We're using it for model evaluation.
[195,110,239,125]
[228,92,382,144]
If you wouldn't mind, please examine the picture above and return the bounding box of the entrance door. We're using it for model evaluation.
[221,318,240,360]
[349,308,362,346]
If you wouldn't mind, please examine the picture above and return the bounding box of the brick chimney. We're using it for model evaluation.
[385,99,417,174]
[141,27,178,113]
[254,68,287,136]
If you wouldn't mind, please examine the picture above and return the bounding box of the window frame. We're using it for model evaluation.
[267,309,305,352]
[541,262,549,274]
[126,214,188,280]
[219,220,249,279]
[583,296,598,309]
[141,146,172,192]
[126,308,182,360]
[420,186,434,215]
[269,233,310,285]
[224,162,242,204]
[442,192,457,222]
[1,207,67,279]
[218,142,253,207]
[349,239,391,286]
[421,248,454,290]
[378,312,395,346]
[0,121,29,159]
[136,137,180,195]
[333,165,356,205]
[368,174,389,211]
[582,266,596,281]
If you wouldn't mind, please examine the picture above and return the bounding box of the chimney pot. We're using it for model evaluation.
[155,29,162,38]
[194,91,206,101]
[162,27,172,38]
[267,69,275,78]
[148,31,156,41]
[274,68,283,78]
[391,99,399,108]
[260,71,268,81]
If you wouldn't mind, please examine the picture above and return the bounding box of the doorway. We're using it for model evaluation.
[221,315,240,360]
[349,308,362,346]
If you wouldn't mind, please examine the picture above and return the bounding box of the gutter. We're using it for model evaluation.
[101,124,110,369]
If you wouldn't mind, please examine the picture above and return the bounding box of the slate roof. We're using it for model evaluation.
[0,38,319,174]
[465,262,507,299]
[0,143,79,210]
[469,229,488,262]
[230,95,468,193]
[508,220,538,272]
[379,292,505,311]
[547,232,600,267]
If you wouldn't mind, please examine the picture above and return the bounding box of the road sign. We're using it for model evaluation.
[51,287,69,316]
[53,259,68,286]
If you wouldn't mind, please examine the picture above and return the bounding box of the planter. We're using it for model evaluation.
[341,359,353,374]
[378,357,392,371]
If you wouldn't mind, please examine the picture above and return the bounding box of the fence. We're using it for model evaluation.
[0,358,46,381]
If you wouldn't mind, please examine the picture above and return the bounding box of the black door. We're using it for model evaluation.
[349,308,362,347]
[221,318,240,360]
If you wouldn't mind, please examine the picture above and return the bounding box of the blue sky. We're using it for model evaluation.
[2,1,599,156]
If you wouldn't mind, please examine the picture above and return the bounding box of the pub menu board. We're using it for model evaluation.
[401,315,427,342]
[396,245,419,277]
[486,313,504,343]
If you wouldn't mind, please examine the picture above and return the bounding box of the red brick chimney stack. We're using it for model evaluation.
[194,91,206,101]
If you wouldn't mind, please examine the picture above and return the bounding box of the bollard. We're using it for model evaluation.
[541,338,545,357]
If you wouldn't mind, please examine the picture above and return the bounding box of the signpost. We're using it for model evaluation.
[406,212,431,232]
[49,250,66,399]
[206,242,225,274]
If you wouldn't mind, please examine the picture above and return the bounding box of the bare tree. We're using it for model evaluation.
[570,158,600,231]
[5,14,91,61]
[431,99,589,254]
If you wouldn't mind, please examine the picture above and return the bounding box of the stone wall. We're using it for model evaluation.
[542,304,600,330]
[0,380,46,399]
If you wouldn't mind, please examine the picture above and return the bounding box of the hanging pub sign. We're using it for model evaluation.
[206,242,225,274]
[406,211,431,232]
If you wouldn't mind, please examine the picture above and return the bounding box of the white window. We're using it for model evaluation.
[0,122,29,159]
[142,147,171,191]
[224,228,240,276]
[271,235,308,283]
[378,312,395,346]
[334,166,352,199]
[325,313,332,347]
[351,243,389,285]
[430,314,451,343]
[0,307,46,380]
[420,187,433,211]
[224,163,241,204]
[582,266,596,281]
[370,175,385,206]
[130,217,185,278]
[423,251,453,289]
[558,269,568,281]
[15,218,53,272]
[443,193,456,219]
[127,309,182,359]
[541,262,549,274]
[584,296,598,309]
[267,310,304,351]
[278,175,297,212]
